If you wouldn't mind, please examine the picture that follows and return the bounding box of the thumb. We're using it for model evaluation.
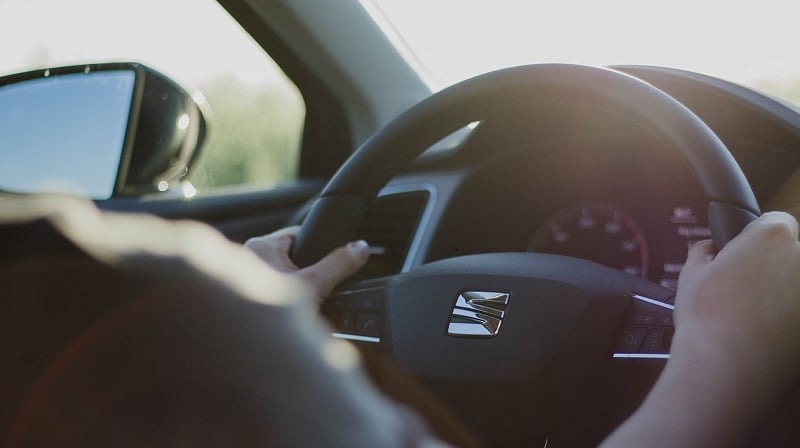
[298,240,370,298]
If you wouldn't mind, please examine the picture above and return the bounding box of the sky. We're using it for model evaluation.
[0,0,286,89]
[2,0,800,93]
[372,0,800,91]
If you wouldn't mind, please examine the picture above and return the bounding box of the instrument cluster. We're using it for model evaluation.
[530,201,711,289]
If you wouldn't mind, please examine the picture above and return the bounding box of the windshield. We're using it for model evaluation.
[370,0,800,105]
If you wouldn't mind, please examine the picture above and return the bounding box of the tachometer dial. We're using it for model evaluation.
[528,203,649,277]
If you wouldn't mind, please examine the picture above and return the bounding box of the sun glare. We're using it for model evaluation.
[371,0,800,92]
[0,0,286,88]
[4,0,800,102]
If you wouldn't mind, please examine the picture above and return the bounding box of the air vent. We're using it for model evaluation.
[352,189,430,280]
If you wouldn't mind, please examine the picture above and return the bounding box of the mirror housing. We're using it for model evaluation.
[0,62,208,198]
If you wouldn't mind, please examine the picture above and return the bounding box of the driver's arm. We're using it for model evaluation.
[601,211,800,447]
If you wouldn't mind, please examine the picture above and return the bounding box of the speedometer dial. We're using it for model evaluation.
[528,203,650,277]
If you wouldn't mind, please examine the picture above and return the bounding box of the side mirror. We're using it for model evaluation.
[0,62,208,199]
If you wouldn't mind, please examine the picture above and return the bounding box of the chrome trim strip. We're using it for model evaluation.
[630,293,675,311]
[377,183,438,273]
[332,333,381,343]
[612,353,670,359]
[368,246,388,255]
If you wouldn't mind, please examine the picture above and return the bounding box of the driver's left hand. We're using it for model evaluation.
[245,226,370,301]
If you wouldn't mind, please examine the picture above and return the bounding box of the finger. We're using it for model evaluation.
[244,227,302,272]
[734,211,797,241]
[245,235,298,272]
[268,225,301,239]
[754,211,800,241]
[786,207,800,224]
[720,212,799,258]
[684,239,715,270]
[298,240,370,298]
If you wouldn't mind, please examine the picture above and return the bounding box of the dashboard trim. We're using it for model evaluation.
[630,293,675,311]
[332,333,381,343]
[612,353,670,359]
[378,182,438,273]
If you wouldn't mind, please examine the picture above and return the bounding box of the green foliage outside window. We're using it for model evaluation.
[189,76,305,190]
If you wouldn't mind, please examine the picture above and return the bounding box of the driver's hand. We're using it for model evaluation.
[601,211,800,447]
[245,226,370,300]
[673,211,800,400]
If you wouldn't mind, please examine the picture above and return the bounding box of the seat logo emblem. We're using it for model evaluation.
[447,291,510,337]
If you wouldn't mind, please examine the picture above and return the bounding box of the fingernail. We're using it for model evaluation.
[348,240,369,255]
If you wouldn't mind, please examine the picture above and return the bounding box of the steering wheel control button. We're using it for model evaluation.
[642,328,665,353]
[321,284,388,342]
[356,313,381,338]
[627,308,673,326]
[613,292,675,358]
[615,327,647,352]
[447,291,509,337]
[337,312,355,333]
[329,286,384,311]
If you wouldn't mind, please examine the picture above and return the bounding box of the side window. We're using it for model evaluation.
[189,75,304,191]
[0,0,304,194]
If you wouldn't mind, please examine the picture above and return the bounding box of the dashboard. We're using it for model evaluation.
[421,133,714,290]
[375,66,800,289]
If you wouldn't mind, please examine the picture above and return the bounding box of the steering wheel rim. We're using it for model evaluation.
[292,64,760,267]
[292,64,764,445]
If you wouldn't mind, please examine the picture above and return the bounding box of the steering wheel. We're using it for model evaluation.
[291,64,761,445]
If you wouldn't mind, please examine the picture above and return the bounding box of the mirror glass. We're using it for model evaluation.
[0,70,135,199]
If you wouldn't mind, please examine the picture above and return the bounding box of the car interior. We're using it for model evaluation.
[4,0,800,447]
